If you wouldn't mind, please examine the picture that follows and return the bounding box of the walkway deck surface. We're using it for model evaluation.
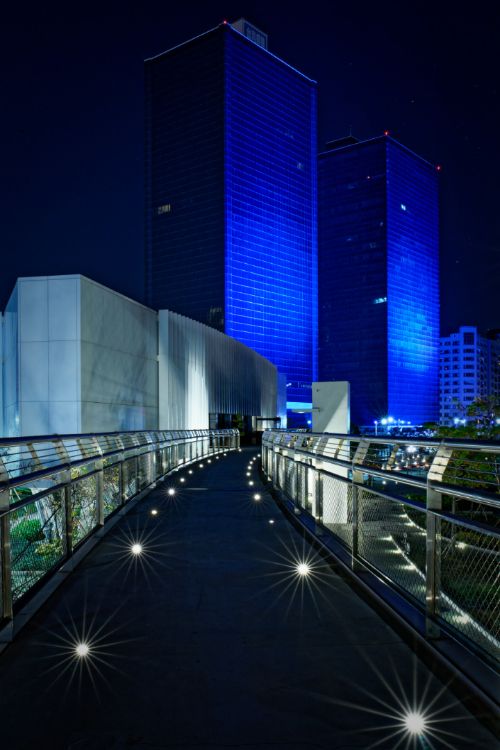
[0,448,497,750]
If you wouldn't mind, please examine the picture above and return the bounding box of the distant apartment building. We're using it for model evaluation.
[439,326,500,425]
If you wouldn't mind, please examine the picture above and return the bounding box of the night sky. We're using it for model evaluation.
[2,1,498,334]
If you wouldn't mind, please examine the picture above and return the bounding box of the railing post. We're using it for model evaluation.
[88,437,105,523]
[291,456,301,514]
[351,440,370,571]
[0,458,13,623]
[51,440,74,559]
[425,443,453,639]
[63,469,73,559]
[96,459,104,527]
[425,490,441,639]
[351,484,360,569]
[150,449,156,484]
[119,454,127,505]
[303,460,308,508]
[385,442,400,470]
[315,470,323,528]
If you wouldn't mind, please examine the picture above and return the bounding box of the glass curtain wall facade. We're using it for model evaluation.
[318,136,439,427]
[145,31,226,328]
[145,23,317,416]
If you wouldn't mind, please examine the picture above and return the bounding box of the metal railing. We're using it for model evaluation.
[262,430,499,665]
[0,429,239,622]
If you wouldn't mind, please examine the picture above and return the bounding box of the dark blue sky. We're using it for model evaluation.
[1,1,498,334]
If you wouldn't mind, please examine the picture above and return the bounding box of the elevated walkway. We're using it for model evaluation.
[0,449,497,749]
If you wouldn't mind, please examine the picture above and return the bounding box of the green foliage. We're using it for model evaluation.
[11,518,43,542]
[421,421,439,431]
[36,539,64,559]
[232,413,245,433]
[436,395,500,440]
[466,394,500,424]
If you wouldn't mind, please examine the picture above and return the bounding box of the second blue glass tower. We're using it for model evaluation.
[318,135,440,427]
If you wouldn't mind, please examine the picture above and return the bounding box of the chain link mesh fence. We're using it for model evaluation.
[322,474,353,550]
[284,458,296,499]
[71,475,98,547]
[103,465,121,518]
[357,491,427,604]
[9,491,66,603]
[297,463,308,510]
[440,518,499,659]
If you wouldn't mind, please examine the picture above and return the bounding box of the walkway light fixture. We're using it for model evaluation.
[167,488,175,496]
[402,711,427,736]
[131,543,143,556]
[296,562,310,577]
[75,642,90,658]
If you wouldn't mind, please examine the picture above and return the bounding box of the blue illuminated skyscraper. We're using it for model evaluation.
[318,135,440,427]
[145,20,317,414]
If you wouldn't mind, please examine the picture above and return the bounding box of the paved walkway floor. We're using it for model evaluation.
[0,448,497,750]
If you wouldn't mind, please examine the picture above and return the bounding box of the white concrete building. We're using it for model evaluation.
[158,310,278,430]
[1,275,278,436]
[439,326,500,425]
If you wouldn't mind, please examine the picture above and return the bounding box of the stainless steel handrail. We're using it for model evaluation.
[262,429,499,666]
[0,429,239,625]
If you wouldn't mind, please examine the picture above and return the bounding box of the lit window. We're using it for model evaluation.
[157,204,172,215]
